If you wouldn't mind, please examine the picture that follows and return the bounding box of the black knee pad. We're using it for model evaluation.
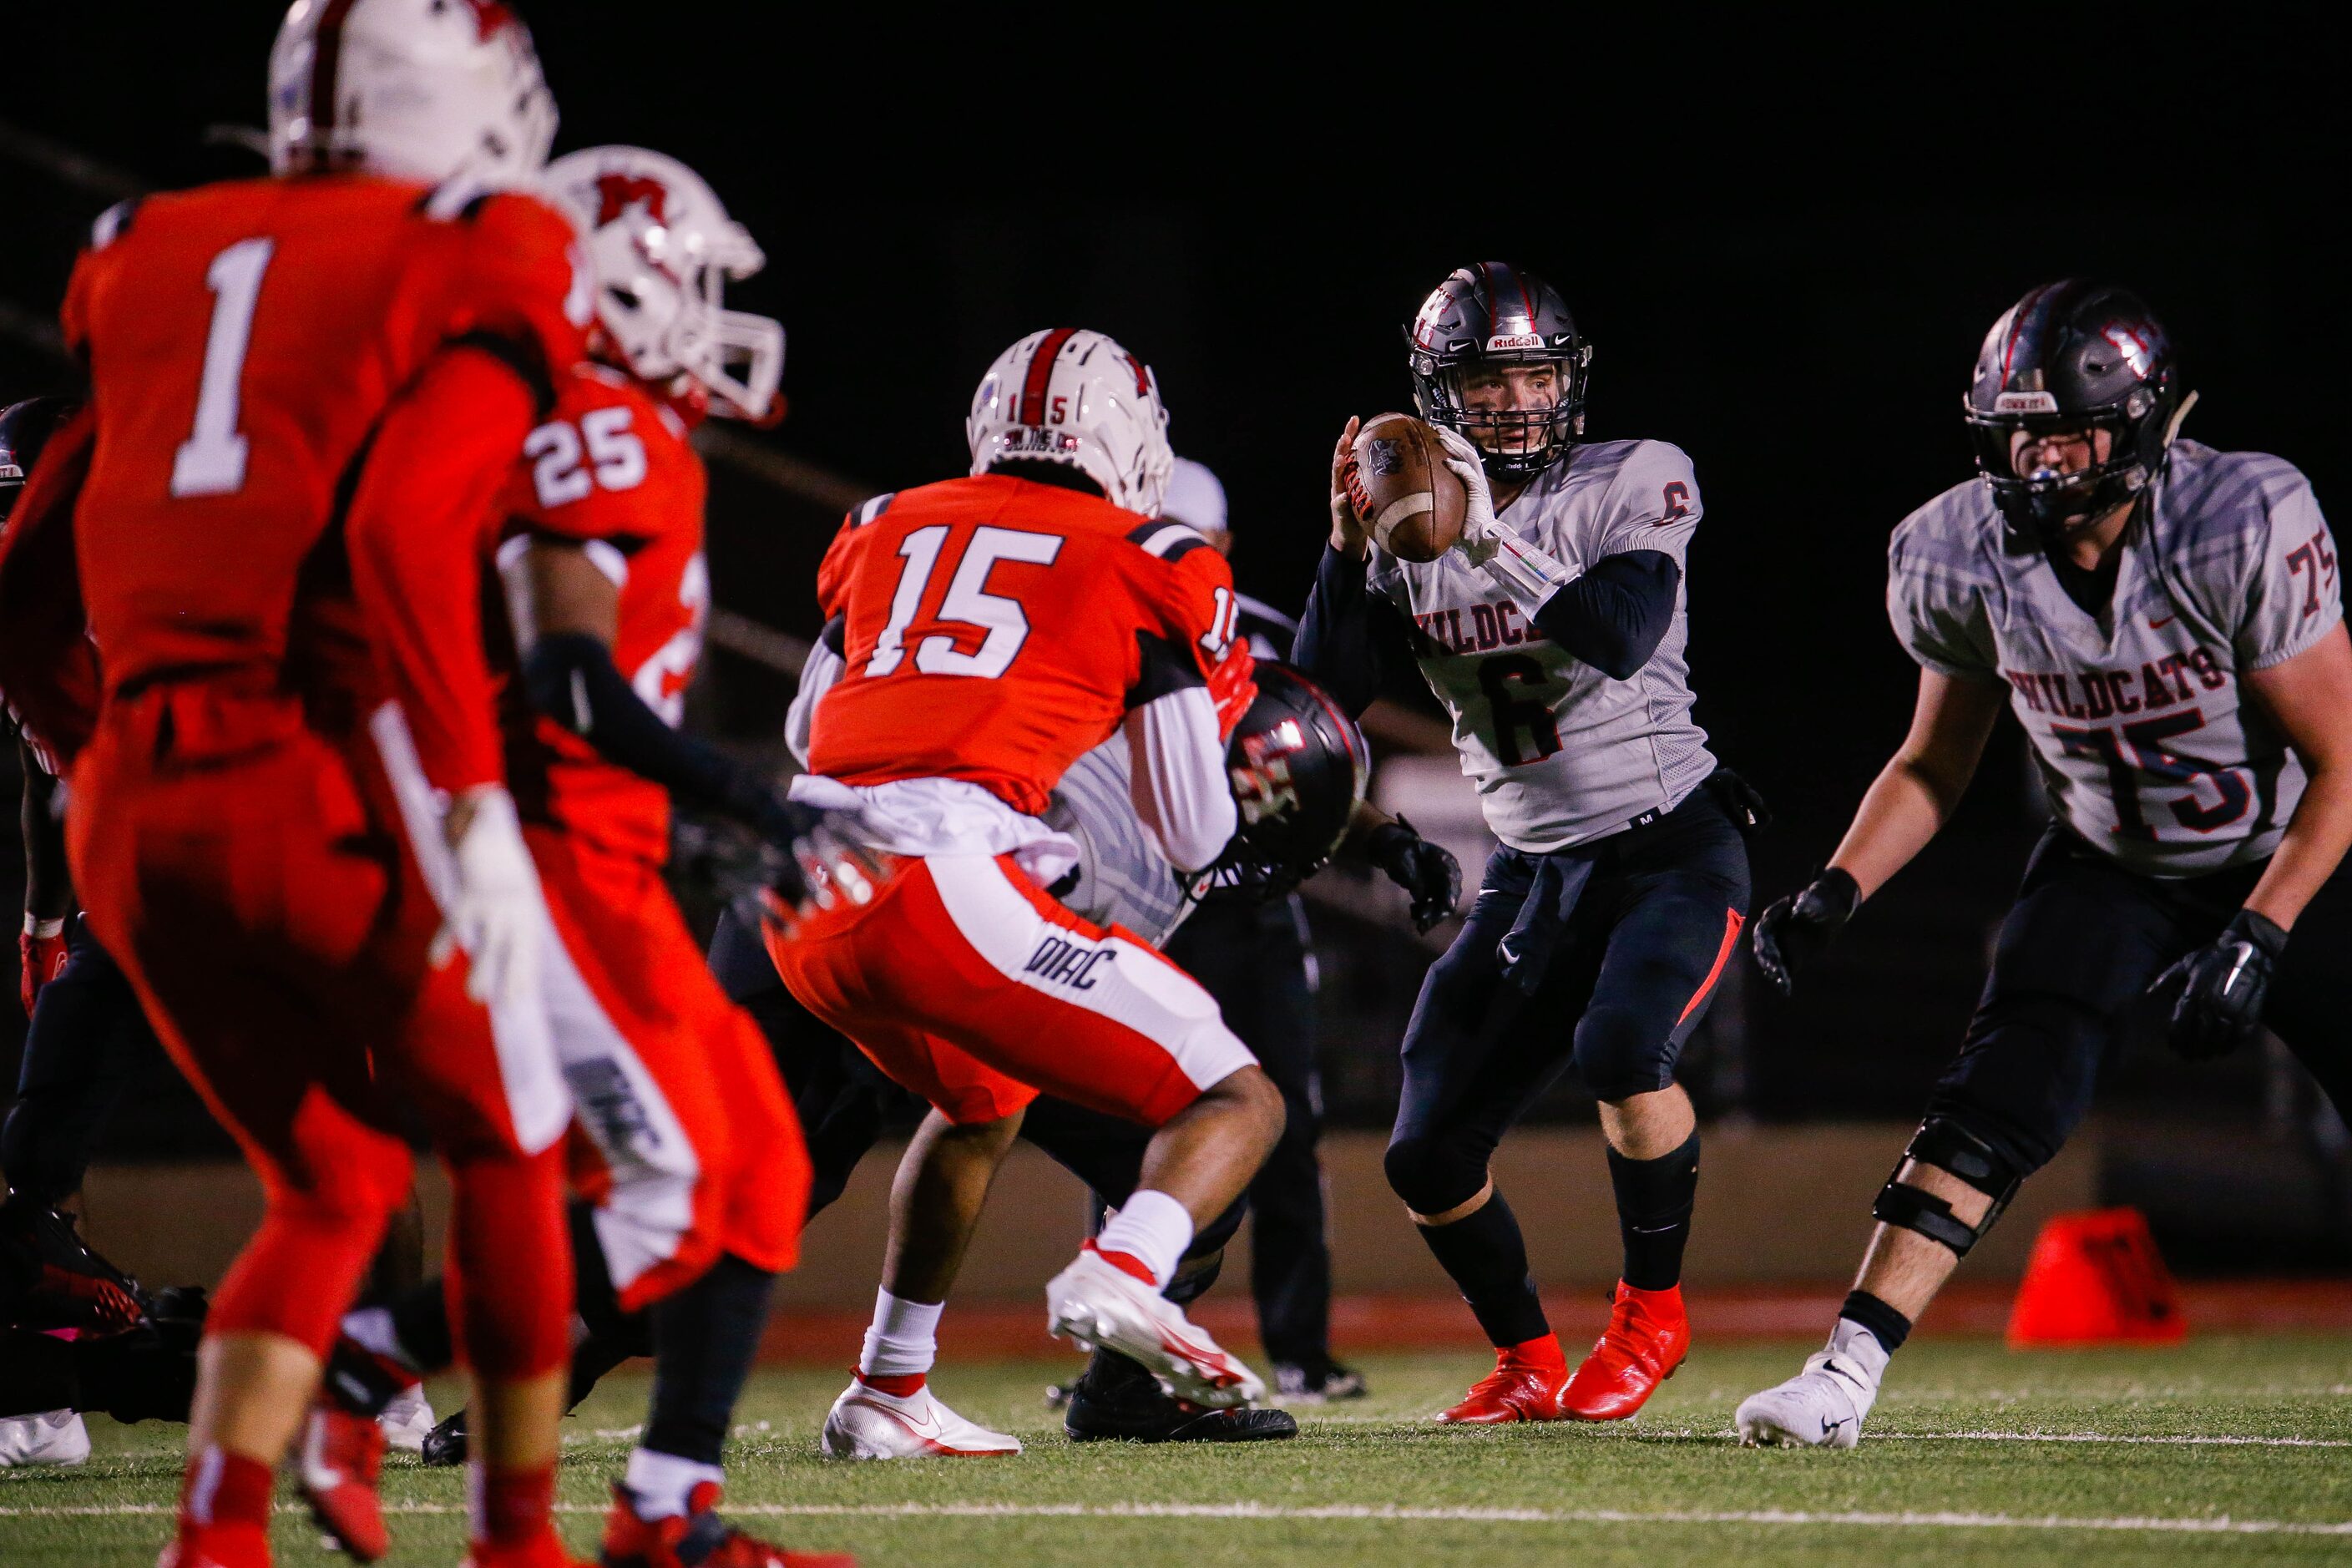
[1572,1003,1672,1103]
[1871,1116,2025,1258]
[1383,1131,1484,1216]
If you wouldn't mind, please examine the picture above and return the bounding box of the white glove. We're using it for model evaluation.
[1429,424,1576,609]
[429,786,543,1009]
[1430,424,1502,563]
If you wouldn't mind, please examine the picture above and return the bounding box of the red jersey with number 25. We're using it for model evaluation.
[498,365,709,867]
[809,473,1241,817]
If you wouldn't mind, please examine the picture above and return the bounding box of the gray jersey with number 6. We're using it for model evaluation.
[1364,438,1715,853]
[1889,439,2341,877]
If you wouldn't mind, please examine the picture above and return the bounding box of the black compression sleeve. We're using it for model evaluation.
[521,631,810,843]
[1530,549,1680,680]
[1293,544,1405,717]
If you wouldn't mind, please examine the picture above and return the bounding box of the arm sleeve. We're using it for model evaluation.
[1292,544,1413,717]
[1124,685,1237,875]
[2236,473,2343,670]
[0,408,99,766]
[345,346,537,795]
[521,631,799,840]
[1530,550,1682,680]
[785,617,847,768]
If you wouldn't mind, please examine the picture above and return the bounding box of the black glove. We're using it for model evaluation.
[1703,768,1773,834]
[2151,908,2287,1060]
[1751,866,1859,999]
[1364,814,1462,933]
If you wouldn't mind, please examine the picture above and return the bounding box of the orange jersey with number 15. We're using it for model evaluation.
[497,364,709,866]
[807,473,1241,816]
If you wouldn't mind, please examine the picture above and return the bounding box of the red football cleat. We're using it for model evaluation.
[461,1528,594,1568]
[601,1482,857,1568]
[297,1401,389,1561]
[1558,1281,1690,1421]
[1433,1336,1571,1424]
[157,1522,271,1568]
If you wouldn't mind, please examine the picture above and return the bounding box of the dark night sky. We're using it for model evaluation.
[7,7,2344,1120]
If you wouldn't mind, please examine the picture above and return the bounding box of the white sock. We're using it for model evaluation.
[857,1288,943,1379]
[1092,1189,1194,1289]
[339,1306,421,1374]
[625,1447,724,1520]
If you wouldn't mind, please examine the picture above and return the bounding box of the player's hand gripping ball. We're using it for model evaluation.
[1343,413,1467,562]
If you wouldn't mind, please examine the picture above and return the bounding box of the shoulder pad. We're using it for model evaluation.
[844,493,896,529]
[1124,519,1211,562]
[89,198,142,251]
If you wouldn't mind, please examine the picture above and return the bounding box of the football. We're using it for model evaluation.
[1344,412,1467,563]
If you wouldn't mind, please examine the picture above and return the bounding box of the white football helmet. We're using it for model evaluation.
[967,329,1174,518]
[539,146,784,422]
[267,0,558,188]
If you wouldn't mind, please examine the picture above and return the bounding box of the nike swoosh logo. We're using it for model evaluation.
[1820,1415,1849,1436]
[2149,614,2176,629]
[867,1399,948,1442]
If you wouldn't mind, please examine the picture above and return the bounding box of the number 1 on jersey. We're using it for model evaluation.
[171,237,276,498]
[866,525,1065,680]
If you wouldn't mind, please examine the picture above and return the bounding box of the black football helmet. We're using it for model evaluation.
[1208,663,1370,902]
[1963,281,2183,549]
[1404,263,1591,482]
[0,397,77,527]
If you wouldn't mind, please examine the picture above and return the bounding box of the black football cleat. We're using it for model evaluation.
[0,1194,147,1333]
[1273,1358,1368,1404]
[419,1405,468,1467]
[1063,1350,1297,1444]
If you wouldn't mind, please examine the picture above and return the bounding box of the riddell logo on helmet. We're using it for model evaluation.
[1485,332,1543,351]
[1995,391,2061,413]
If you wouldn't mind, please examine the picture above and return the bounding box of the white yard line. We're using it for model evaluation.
[1302,1415,2352,1447]
[3,1500,2349,1535]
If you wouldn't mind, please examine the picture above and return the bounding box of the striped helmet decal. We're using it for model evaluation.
[1017,328,1080,426]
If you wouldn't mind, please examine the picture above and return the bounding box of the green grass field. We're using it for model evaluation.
[5,1336,2349,1566]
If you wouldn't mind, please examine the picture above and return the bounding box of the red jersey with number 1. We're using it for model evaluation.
[62,174,586,721]
[808,473,1239,816]
[498,365,709,866]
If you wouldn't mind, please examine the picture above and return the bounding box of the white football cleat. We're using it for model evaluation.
[377,1385,437,1454]
[1735,1323,1889,1450]
[0,1409,90,1467]
[820,1378,1022,1460]
[1044,1244,1263,1409]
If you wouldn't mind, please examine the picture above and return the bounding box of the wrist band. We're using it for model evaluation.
[24,915,65,939]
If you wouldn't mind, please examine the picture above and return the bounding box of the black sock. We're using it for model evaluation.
[1606,1130,1701,1292]
[642,1253,775,1467]
[387,1277,456,1373]
[1418,1190,1550,1348]
[567,1311,653,1412]
[1838,1289,1912,1353]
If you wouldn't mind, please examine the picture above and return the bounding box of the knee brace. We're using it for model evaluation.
[1383,1130,1485,1217]
[1871,1117,2022,1257]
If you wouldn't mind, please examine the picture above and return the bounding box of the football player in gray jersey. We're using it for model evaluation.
[1297,264,1762,1425]
[1738,281,2352,1449]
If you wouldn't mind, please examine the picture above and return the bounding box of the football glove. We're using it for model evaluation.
[19,918,67,1017]
[430,786,542,1009]
[2151,908,2287,1060]
[1430,425,1576,603]
[1751,867,1859,999]
[1364,815,1461,933]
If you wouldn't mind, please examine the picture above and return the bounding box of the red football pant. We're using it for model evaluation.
[70,686,570,1376]
[769,852,1257,1127]
[532,827,807,1312]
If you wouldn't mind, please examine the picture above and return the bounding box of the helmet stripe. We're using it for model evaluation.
[307,0,363,159]
[1018,328,1079,426]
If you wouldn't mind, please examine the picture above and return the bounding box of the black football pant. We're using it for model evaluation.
[1162,893,1332,1367]
[1929,824,2352,1177]
[3,918,164,1208]
[1384,787,1750,1219]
